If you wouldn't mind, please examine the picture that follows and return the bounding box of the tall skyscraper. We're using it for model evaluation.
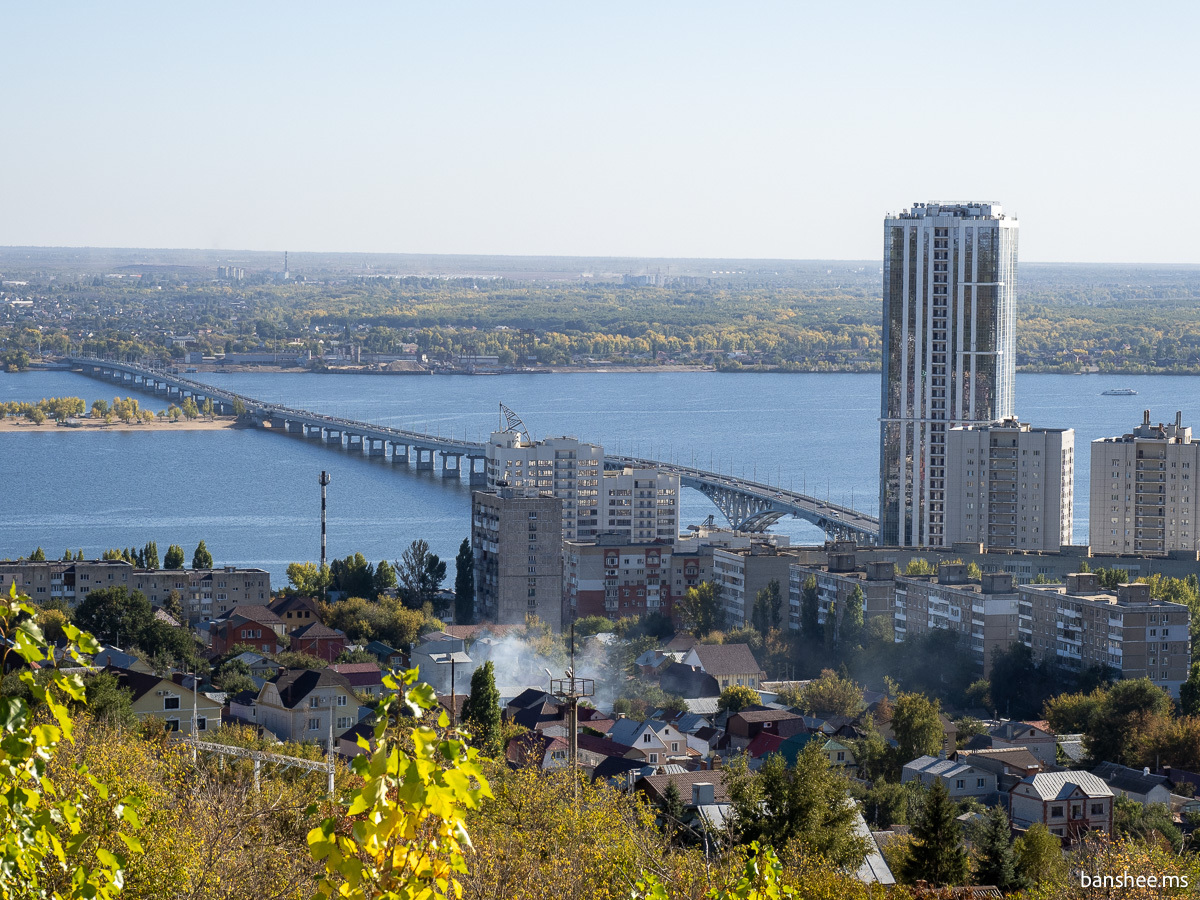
[879,202,1018,547]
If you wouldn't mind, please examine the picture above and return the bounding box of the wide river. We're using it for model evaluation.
[1,369,1195,584]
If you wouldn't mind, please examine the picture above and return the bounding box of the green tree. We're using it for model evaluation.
[973,803,1025,892]
[191,540,213,569]
[141,540,160,569]
[372,558,397,596]
[396,539,447,611]
[1180,662,1200,717]
[1042,686,1107,734]
[904,558,937,576]
[454,538,474,626]
[330,552,374,597]
[892,692,943,762]
[28,547,45,562]
[795,669,863,717]
[0,582,142,896]
[74,585,154,648]
[180,397,199,420]
[676,581,722,637]
[840,584,864,649]
[750,579,782,639]
[1112,796,1183,852]
[718,684,761,714]
[460,660,501,752]
[164,543,185,570]
[1013,822,1065,887]
[726,742,870,870]
[800,574,822,642]
[287,560,332,596]
[91,398,109,419]
[1086,678,1172,765]
[231,397,246,416]
[81,671,138,729]
[163,589,184,624]
[899,779,969,886]
[201,397,214,419]
[661,780,685,835]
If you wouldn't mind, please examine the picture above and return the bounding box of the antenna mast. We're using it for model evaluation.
[550,623,592,777]
[499,402,531,444]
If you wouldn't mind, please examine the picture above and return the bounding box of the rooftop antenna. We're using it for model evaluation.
[318,471,331,597]
[499,402,531,444]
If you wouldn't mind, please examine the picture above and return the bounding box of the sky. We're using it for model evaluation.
[3,2,1198,262]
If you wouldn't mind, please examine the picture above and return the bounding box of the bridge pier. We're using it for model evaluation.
[390,443,409,465]
[305,424,323,439]
[346,433,364,453]
[440,452,462,479]
[467,455,487,486]
[365,438,386,457]
[323,428,343,446]
[415,447,434,471]
[285,420,305,435]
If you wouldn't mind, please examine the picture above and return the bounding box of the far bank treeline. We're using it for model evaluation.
[8,268,1200,372]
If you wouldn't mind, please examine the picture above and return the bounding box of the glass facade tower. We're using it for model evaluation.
[878,202,1018,547]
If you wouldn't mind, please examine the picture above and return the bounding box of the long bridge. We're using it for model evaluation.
[69,358,880,543]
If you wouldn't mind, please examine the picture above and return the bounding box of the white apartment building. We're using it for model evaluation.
[485,431,680,544]
[946,419,1074,551]
[486,432,603,540]
[1090,411,1200,555]
[879,202,1018,548]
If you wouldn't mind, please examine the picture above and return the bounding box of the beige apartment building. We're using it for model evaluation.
[712,542,800,629]
[0,559,272,622]
[789,543,897,635]
[485,432,603,540]
[893,565,1021,677]
[1019,574,1191,695]
[1090,411,1200,555]
[946,419,1074,552]
[601,467,680,544]
[471,488,564,631]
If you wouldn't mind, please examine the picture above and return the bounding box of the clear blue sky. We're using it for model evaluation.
[3,2,1196,262]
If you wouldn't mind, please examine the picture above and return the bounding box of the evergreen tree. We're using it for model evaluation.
[801,574,823,642]
[164,544,185,570]
[192,540,213,570]
[29,547,45,562]
[841,584,865,649]
[900,779,969,886]
[662,781,685,836]
[750,579,782,639]
[454,538,474,626]
[75,549,84,561]
[373,558,397,596]
[460,661,501,752]
[973,803,1024,892]
[1179,661,1200,717]
[62,549,73,561]
[142,540,160,569]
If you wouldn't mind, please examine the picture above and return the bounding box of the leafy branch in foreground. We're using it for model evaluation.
[307,666,492,900]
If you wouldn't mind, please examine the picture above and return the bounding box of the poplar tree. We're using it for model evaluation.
[461,661,501,753]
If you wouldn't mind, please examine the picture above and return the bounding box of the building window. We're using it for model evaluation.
[648,753,657,763]
[337,695,347,706]
[1091,803,1104,815]
[1051,805,1063,818]
[164,696,180,710]
[309,696,320,708]
[164,719,180,732]
[308,718,320,731]
[643,733,652,744]
[956,779,965,790]
[196,717,207,732]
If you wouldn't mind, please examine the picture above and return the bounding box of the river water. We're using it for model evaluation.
[1,368,1194,583]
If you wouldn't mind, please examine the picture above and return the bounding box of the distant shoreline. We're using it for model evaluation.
[0,417,239,432]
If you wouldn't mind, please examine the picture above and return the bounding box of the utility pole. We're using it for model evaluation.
[550,624,593,784]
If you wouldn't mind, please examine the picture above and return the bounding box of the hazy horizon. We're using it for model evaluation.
[4,3,1197,263]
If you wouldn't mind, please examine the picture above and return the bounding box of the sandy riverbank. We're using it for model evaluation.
[0,417,240,432]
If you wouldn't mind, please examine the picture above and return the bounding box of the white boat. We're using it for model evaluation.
[1101,388,1138,396]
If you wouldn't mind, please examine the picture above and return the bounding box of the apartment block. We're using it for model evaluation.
[0,559,272,622]
[946,419,1074,551]
[564,535,671,620]
[600,467,680,543]
[485,432,603,540]
[1018,574,1191,695]
[471,488,564,631]
[789,544,896,635]
[893,565,1021,677]
[1090,410,1200,555]
[713,543,799,629]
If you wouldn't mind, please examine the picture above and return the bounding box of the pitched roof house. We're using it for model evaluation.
[1091,762,1172,806]
[109,666,224,737]
[681,643,764,689]
[329,661,385,696]
[902,755,997,799]
[210,606,286,656]
[1010,772,1113,843]
[253,668,362,747]
[289,623,347,663]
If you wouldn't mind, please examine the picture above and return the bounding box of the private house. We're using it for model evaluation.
[953,747,1045,794]
[253,668,362,748]
[91,645,154,674]
[506,730,569,769]
[659,662,720,698]
[902,756,998,799]
[111,666,223,737]
[780,733,858,772]
[329,661,385,697]
[681,643,764,690]
[410,633,470,695]
[609,718,692,766]
[268,595,322,632]
[988,721,1057,766]
[289,622,347,663]
[1010,772,1113,843]
[1091,762,1172,806]
[210,606,287,656]
[364,641,405,669]
[726,709,808,751]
